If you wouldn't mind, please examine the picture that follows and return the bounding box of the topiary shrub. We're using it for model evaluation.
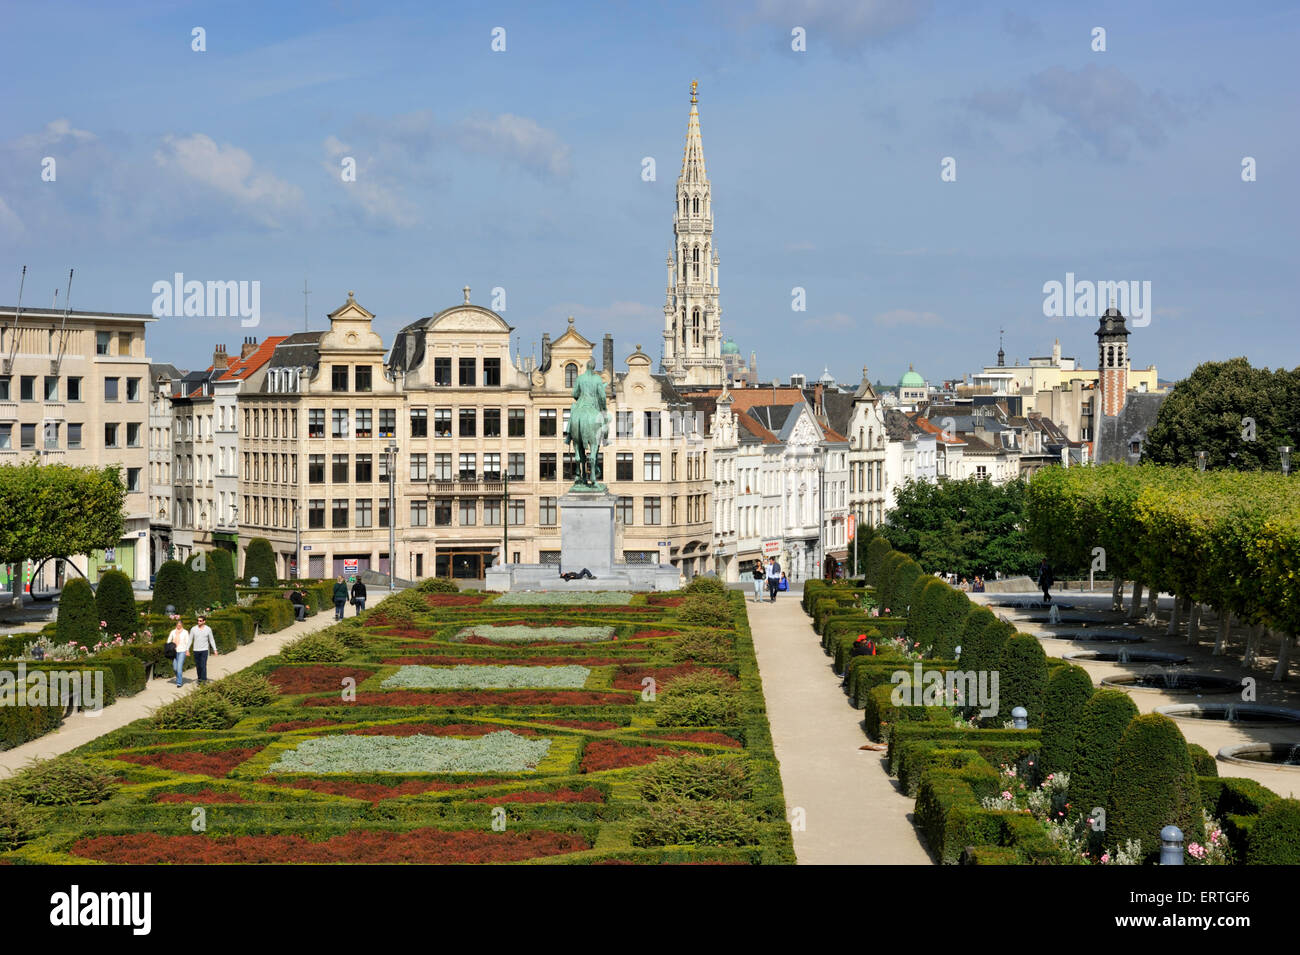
[684,575,726,596]
[210,671,277,708]
[1038,665,1094,777]
[211,548,237,605]
[1068,689,1141,826]
[417,577,460,594]
[653,671,739,727]
[631,801,763,847]
[152,686,241,730]
[1246,798,1300,864]
[188,552,219,610]
[677,594,735,629]
[865,536,893,588]
[1107,713,1205,861]
[957,605,997,662]
[0,796,39,850]
[962,616,1015,697]
[279,631,347,663]
[1187,743,1217,778]
[638,756,752,802]
[150,560,192,615]
[55,577,98,647]
[242,537,278,586]
[669,629,733,665]
[992,633,1048,728]
[912,579,972,659]
[889,558,924,616]
[95,569,139,639]
[0,756,116,806]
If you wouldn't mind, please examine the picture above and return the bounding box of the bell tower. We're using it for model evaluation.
[1096,306,1130,418]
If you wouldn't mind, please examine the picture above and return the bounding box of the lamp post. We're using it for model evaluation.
[1195,450,1207,473]
[386,440,398,590]
[502,467,509,570]
[293,501,300,580]
[1281,446,1293,477]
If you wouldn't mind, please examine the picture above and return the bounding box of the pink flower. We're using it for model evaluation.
[1100,853,1110,864]
[99,621,106,627]
[1000,791,1012,800]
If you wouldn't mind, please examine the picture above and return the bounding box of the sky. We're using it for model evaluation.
[2,0,1297,386]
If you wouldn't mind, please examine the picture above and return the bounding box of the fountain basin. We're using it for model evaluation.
[1101,672,1241,694]
[987,599,1076,611]
[1217,742,1300,769]
[1157,703,1300,727]
[1020,613,1110,625]
[1038,630,1145,643]
[1066,648,1188,664]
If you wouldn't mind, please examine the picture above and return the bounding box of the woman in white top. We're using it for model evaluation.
[167,619,191,687]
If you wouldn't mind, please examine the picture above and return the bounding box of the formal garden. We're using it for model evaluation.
[803,464,1300,865]
[0,576,794,864]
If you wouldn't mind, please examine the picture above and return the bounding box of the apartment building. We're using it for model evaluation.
[148,363,183,572]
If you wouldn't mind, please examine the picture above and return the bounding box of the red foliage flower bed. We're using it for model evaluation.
[425,593,488,607]
[629,630,678,640]
[611,665,733,691]
[69,828,591,864]
[267,666,375,695]
[267,719,336,733]
[656,731,743,748]
[263,777,503,803]
[647,595,685,607]
[469,787,604,804]
[381,655,627,667]
[346,722,538,737]
[115,748,261,777]
[308,690,634,707]
[537,719,621,730]
[579,740,688,773]
[153,789,249,804]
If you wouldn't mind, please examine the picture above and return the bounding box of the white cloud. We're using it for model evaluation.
[799,311,858,330]
[154,133,303,227]
[746,0,932,55]
[544,300,657,329]
[320,136,419,229]
[873,309,945,327]
[14,119,96,150]
[456,114,572,178]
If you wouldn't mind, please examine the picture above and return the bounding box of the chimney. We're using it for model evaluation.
[603,333,614,374]
[541,332,551,368]
[212,344,228,371]
[814,382,825,416]
[241,336,258,359]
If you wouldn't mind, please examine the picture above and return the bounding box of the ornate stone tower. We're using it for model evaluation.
[662,80,724,387]
[1096,306,1130,418]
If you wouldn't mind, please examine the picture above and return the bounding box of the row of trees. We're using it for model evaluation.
[1025,463,1299,679]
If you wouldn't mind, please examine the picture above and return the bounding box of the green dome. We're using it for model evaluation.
[721,339,740,355]
[899,366,924,388]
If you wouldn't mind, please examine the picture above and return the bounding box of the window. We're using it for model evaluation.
[508,499,525,526]
[458,453,476,480]
[19,423,35,449]
[410,453,430,481]
[459,408,476,437]
[355,453,373,482]
[95,331,110,356]
[308,499,326,529]
[421,355,447,387]
[616,452,633,481]
[43,422,59,450]
[508,408,525,437]
[379,408,396,437]
[308,454,325,483]
[118,332,131,356]
[433,453,452,481]
[459,356,476,386]
[0,377,8,400]
[308,409,325,438]
[355,499,373,528]
[332,498,349,527]
[0,424,10,449]
[508,453,525,480]
[616,411,634,438]
[483,453,501,481]
[483,357,501,387]
[616,496,634,524]
[67,423,81,449]
[644,453,661,481]
[562,452,577,481]
[332,453,349,482]
[104,423,119,447]
[644,411,661,438]
[17,376,34,401]
[332,409,348,438]
[127,422,141,447]
[483,407,501,437]
[44,376,58,401]
[126,467,142,492]
[539,453,557,481]
[332,365,349,391]
[409,407,428,438]
[539,408,557,436]
[126,377,140,401]
[355,409,372,438]
[355,366,372,392]
[434,497,452,526]
[410,500,428,527]
[378,499,390,528]
[458,498,477,525]
[539,497,557,525]
[484,499,502,526]
[565,363,578,389]
[644,496,662,525]
[378,452,391,483]
[433,408,452,437]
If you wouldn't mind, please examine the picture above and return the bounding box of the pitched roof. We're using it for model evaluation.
[217,336,288,381]
[267,331,326,373]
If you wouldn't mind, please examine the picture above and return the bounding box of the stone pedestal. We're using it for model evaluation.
[559,491,615,576]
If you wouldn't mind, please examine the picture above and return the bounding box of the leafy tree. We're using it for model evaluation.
[150,560,192,615]
[1143,359,1298,470]
[94,569,139,638]
[884,477,1036,579]
[55,577,98,646]
[242,537,278,586]
[0,464,125,565]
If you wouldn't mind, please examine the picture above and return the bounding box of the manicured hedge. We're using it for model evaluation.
[95,570,139,639]
[865,536,893,588]
[1038,665,1094,777]
[211,548,238,605]
[1107,713,1205,860]
[992,633,1048,728]
[151,560,192,615]
[1243,798,1300,864]
[242,537,278,586]
[1187,743,1217,778]
[887,724,1041,777]
[56,577,98,647]
[1066,689,1139,824]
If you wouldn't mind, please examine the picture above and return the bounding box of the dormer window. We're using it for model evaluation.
[565,363,578,389]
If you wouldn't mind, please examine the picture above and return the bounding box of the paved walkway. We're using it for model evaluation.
[747,589,932,865]
[0,599,366,777]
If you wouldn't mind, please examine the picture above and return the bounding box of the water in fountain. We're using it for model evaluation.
[1117,648,1131,664]
[1289,743,1300,766]
[1048,604,1061,625]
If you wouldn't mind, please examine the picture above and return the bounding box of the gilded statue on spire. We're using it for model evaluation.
[690,79,698,104]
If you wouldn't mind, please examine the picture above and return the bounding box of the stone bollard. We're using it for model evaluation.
[1011,706,1028,730]
[1160,825,1184,865]
[251,576,260,588]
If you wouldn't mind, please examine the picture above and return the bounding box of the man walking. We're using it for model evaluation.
[1036,558,1055,604]
[189,614,218,686]
[350,577,367,615]
[766,556,782,602]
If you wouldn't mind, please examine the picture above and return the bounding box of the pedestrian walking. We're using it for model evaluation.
[1036,558,1055,604]
[766,557,782,602]
[166,619,190,687]
[332,575,348,620]
[351,578,367,615]
[751,561,765,602]
[189,614,218,685]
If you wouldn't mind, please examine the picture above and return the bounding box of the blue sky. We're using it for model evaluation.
[2,0,1296,385]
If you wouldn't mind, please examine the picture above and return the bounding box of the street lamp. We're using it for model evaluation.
[386,440,398,590]
[1281,446,1293,477]
[293,501,301,580]
[1195,450,1207,473]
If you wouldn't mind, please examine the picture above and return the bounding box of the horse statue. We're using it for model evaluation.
[565,359,608,489]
